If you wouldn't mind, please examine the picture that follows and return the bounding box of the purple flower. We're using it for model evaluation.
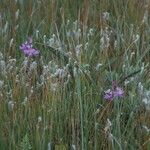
[104,89,114,100]
[104,81,124,101]
[113,87,124,98]
[20,38,39,57]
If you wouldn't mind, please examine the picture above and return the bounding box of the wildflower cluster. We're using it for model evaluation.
[104,81,124,101]
[20,38,39,57]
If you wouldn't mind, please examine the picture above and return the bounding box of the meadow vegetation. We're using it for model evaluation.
[0,0,150,149]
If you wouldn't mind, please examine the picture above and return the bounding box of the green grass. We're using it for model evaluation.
[0,0,150,149]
